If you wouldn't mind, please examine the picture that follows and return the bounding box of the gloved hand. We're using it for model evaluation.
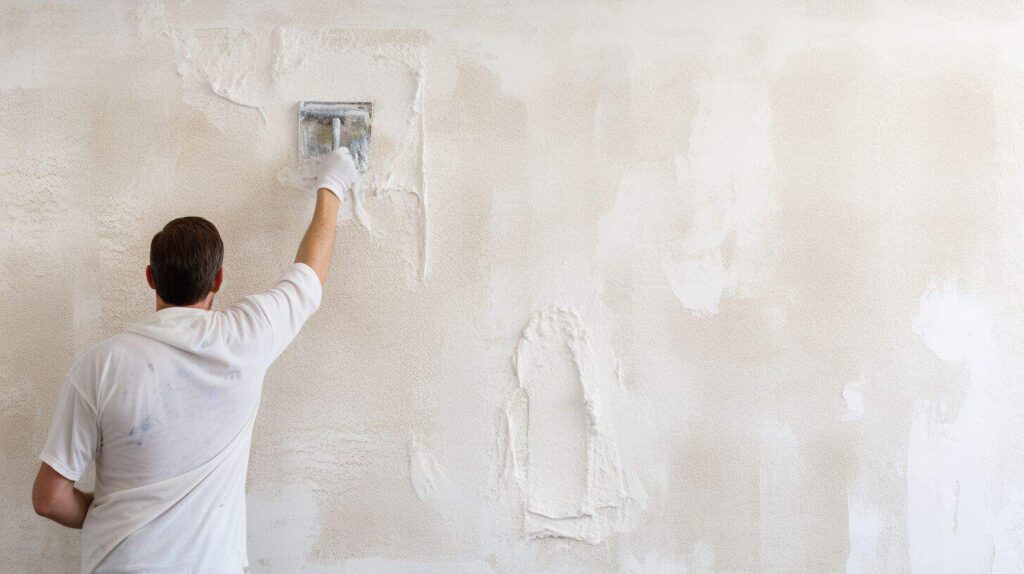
[315,146,359,200]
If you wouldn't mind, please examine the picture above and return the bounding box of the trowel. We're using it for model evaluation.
[298,101,372,175]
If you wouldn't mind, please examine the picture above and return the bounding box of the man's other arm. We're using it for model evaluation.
[32,463,93,529]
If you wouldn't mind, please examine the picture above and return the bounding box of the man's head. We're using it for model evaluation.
[147,217,224,309]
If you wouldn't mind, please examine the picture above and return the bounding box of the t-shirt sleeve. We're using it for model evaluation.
[227,262,324,362]
[39,376,99,482]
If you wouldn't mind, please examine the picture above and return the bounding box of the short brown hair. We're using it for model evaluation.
[149,217,224,306]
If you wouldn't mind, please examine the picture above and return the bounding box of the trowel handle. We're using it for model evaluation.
[332,117,342,150]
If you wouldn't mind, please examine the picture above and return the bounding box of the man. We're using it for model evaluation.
[31,146,359,572]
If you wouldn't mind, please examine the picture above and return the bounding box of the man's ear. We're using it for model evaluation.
[145,265,156,290]
[211,268,223,293]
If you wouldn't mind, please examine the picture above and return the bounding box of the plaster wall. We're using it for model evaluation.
[3,1,1024,572]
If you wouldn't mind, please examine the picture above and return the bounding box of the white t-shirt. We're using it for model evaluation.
[40,262,323,573]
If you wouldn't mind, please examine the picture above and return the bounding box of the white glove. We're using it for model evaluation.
[315,146,359,200]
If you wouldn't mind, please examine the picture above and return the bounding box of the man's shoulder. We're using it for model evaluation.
[71,331,154,375]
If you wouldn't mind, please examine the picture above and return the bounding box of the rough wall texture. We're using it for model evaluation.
[3,1,1024,572]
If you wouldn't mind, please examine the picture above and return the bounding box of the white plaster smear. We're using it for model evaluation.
[247,482,322,572]
[409,434,448,505]
[844,375,899,573]
[661,75,771,314]
[500,307,642,542]
[912,283,991,364]
[905,283,1012,573]
[842,380,865,422]
[845,494,889,574]
[595,71,775,316]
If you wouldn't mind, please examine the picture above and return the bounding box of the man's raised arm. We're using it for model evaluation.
[294,146,359,285]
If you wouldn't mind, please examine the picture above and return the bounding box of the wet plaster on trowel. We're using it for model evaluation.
[499,307,644,543]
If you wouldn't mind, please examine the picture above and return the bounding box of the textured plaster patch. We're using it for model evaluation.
[499,307,642,543]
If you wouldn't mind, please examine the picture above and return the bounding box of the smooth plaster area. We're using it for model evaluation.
[4,1,1024,572]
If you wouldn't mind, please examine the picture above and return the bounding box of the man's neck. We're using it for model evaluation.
[155,297,213,312]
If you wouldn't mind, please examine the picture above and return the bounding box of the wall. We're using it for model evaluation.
[3,1,1024,572]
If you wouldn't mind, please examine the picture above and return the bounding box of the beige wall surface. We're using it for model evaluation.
[4,1,1024,572]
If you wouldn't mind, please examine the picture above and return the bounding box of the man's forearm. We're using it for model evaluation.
[46,488,93,529]
[294,189,340,284]
[33,463,94,529]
